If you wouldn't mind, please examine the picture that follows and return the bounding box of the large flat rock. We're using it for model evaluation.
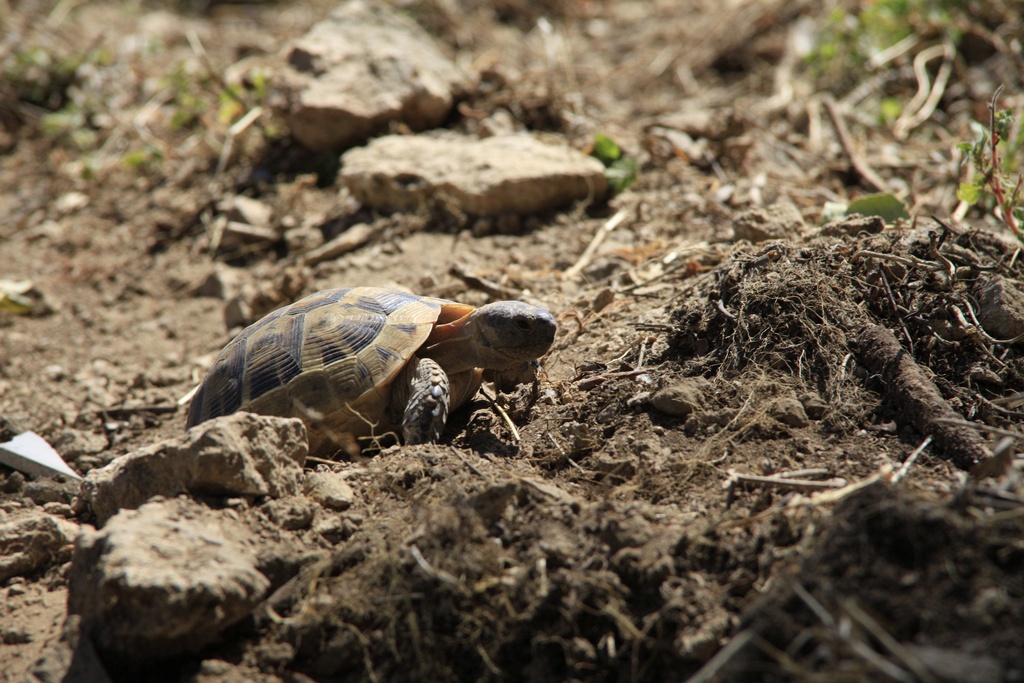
[340,134,608,215]
[278,0,466,150]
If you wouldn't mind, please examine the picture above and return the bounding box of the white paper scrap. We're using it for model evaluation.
[0,431,83,481]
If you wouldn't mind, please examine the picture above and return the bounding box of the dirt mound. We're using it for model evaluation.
[739,481,1024,681]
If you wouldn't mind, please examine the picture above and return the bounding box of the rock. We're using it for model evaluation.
[301,223,374,266]
[78,412,307,525]
[223,195,272,229]
[220,221,280,248]
[191,262,247,300]
[284,225,325,255]
[466,481,518,525]
[650,379,707,417]
[732,200,806,242]
[24,477,79,505]
[799,393,828,421]
[278,0,466,150]
[50,428,109,459]
[29,615,114,683]
[590,453,638,481]
[976,276,1024,341]
[260,496,316,531]
[340,134,608,216]
[819,213,885,237]
[67,498,270,660]
[769,397,809,428]
[304,471,355,510]
[0,510,78,582]
[223,284,257,330]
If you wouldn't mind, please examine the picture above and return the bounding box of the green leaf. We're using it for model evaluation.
[880,97,902,124]
[957,182,982,205]
[592,134,622,165]
[845,193,910,222]
[604,157,638,194]
[956,141,974,153]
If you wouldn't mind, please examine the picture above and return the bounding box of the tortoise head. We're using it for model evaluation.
[425,300,557,373]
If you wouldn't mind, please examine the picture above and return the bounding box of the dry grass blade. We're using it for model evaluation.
[563,208,629,280]
[842,599,940,683]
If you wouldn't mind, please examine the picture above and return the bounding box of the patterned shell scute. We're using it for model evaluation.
[186,288,446,428]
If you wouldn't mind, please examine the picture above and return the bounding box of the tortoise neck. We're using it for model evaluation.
[421,337,481,374]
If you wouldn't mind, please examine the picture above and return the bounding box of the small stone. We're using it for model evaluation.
[733,200,806,243]
[976,276,1024,341]
[219,221,279,247]
[191,263,247,300]
[590,453,638,481]
[467,481,518,525]
[304,471,355,510]
[312,515,350,544]
[223,195,272,229]
[799,393,828,421]
[769,397,809,428]
[284,225,325,255]
[24,478,78,505]
[301,223,375,266]
[650,379,707,417]
[819,214,885,237]
[1,471,25,494]
[0,510,78,582]
[42,502,74,518]
[261,496,316,531]
[51,429,109,458]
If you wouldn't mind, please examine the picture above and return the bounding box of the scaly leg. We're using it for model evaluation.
[394,356,450,444]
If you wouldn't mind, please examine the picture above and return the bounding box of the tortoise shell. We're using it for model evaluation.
[185,286,549,454]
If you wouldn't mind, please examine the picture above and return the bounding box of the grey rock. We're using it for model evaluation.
[68,498,270,660]
[977,276,1024,341]
[78,412,307,525]
[278,0,466,150]
[340,134,608,216]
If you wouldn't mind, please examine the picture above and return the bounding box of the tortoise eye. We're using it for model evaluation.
[515,319,531,331]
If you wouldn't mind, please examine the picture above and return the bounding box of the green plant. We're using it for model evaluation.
[957,88,1023,239]
[807,0,965,94]
[590,133,638,194]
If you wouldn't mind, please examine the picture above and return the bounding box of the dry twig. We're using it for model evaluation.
[563,209,630,280]
[823,96,889,192]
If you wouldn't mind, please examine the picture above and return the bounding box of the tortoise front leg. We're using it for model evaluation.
[393,356,451,444]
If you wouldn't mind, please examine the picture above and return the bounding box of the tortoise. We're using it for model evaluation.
[185,287,557,455]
